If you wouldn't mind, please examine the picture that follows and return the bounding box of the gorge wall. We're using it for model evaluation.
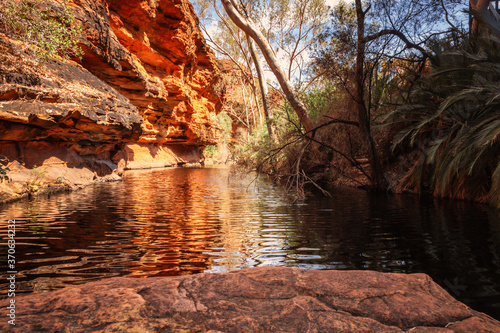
[73,0,223,168]
[0,0,223,201]
[0,0,221,169]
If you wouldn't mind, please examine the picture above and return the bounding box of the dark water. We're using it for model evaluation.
[0,167,499,319]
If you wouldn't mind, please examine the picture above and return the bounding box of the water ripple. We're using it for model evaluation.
[0,166,498,319]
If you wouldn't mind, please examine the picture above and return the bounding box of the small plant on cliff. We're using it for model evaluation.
[0,0,83,61]
[0,165,10,182]
[0,155,10,182]
[27,165,48,193]
[0,164,10,182]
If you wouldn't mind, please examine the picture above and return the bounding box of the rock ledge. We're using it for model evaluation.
[1,267,500,332]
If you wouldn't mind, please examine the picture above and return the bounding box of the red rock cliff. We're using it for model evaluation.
[72,0,223,168]
[0,0,222,175]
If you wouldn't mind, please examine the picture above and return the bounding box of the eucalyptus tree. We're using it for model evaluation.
[221,0,317,133]
[247,35,277,141]
[247,0,329,88]
[196,0,331,136]
[211,18,264,128]
[194,0,274,136]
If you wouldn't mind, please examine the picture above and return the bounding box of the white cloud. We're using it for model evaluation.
[324,0,351,9]
[324,0,340,8]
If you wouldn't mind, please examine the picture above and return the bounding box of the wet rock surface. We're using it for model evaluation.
[1,267,499,332]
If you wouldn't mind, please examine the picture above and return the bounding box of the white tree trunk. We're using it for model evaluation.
[247,35,277,141]
[220,0,314,133]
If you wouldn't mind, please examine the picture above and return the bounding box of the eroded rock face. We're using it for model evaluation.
[72,0,223,149]
[0,33,142,202]
[1,0,222,165]
[0,34,142,157]
[1,267,499,332]
[0,0,223,201]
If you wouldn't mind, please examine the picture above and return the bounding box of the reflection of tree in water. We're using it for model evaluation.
[25,201,47,236]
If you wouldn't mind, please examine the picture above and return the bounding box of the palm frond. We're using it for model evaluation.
[385,33,500,207]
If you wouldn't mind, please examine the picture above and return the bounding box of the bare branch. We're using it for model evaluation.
[439,0,465,36]
[363,29,428,56]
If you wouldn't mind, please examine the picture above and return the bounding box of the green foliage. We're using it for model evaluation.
[217,110,233,140]
[0,165,10,182]
[0,0,83,61]
[233,124,274,167]
[386,36,500,206]
[0,155,10,182]
[27,165,48,193]
[203,145,219,159]
[203,111,233,162]
[301,85,341,122]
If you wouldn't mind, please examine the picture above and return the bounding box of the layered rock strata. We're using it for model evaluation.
[0,34,141,202]
[72,0,223,167]
[1,267,499,332]
[0,0,223,201]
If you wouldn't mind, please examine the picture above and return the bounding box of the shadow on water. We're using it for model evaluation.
[0,166,499,319]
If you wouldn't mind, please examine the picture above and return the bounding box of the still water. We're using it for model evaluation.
[1,166,499,319]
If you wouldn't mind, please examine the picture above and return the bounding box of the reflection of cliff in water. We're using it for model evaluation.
[0,167,499,319]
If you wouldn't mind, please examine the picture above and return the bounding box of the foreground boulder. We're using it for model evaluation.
[1,267,499,332]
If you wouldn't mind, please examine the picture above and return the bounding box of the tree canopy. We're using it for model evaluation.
[200,0,499,205]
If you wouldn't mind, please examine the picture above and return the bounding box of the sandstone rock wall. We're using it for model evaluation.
[0,0,223,201]
[72,0,223,168]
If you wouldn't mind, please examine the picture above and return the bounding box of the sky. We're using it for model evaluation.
[324,0,343,8]
[195,0,351,85]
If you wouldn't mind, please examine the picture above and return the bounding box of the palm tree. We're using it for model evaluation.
[386,35,500,207]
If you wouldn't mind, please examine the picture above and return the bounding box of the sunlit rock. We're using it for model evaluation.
[73,0,223,154]
[0,0,224,201]
[1,267,499,332]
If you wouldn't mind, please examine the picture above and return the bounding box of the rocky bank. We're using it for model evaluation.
[0,0,223,202]
[1,267,499,332]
